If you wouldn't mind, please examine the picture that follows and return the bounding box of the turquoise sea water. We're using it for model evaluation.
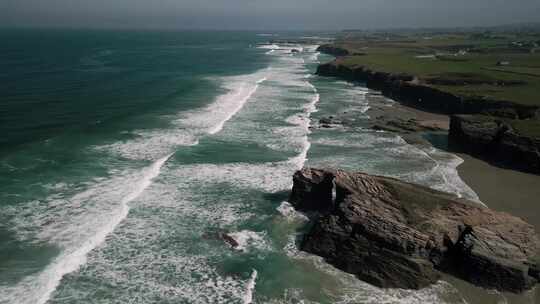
[1,30,531,304]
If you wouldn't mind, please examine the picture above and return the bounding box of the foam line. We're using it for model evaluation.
[290,78,320,169]
[14,153,173,304]
[243,269,258,304]
[207,77,267,135]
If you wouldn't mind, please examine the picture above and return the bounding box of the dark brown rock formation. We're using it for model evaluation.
[372,116,443,134]
[315,61,540,119]
[449,115,540,174]
[289,168,540,293]
[316,45,350,57]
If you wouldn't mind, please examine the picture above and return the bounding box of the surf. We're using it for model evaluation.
[1,153,173,304]
[243,269,258,304]
[208,77,267,135]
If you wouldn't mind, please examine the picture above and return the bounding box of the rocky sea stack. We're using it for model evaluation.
[289,168,540,293]
[449,114,540,174]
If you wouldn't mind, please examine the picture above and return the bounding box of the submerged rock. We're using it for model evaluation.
[221,233,240,249]
[202,230,240,249]
[289,168,540,293]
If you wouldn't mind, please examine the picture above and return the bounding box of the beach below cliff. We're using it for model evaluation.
[377,102,540,235]
[318,99,540,303]
[457,153,540,233]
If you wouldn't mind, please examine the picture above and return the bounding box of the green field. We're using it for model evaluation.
[330,31,540,106]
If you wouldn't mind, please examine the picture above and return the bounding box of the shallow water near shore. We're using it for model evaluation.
[0,30,536,303]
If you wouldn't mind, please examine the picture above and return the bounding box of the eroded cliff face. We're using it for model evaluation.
[316,61,540,119]
[289,168,540,293]
[316,45,350,57]
[316,59,540,174]
[449,115,540,174]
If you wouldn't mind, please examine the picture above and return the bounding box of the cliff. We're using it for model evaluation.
[289,168,540,293]
[316,61,540,119]
[316,44,350,57]
[449,115,540,174]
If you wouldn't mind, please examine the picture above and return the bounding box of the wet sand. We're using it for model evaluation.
[446,154,540,303]
[457,153,540,233]
[367,98,451,131]
[393,102,540,232]
[393,103,450,130]
[394,103,540,304]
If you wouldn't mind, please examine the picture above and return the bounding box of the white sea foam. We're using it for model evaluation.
[97,130,198,160]
[277,201,309,221]
[228,230,269,253]
[387,144,481,203]
[4,41,336,304]
[40,163,269,303]
[359,105,371,113]
[1,153,173,304]
[94,68,269,161]
[178,74,267,136]
[310,51,321,62]
[243,269,258,304]
[209,77,267,134]
[288,76,320,169]
[257,44,280,50]
[166,161,297,193]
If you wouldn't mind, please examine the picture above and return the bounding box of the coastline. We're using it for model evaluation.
[457,153,540,233]
[314,51,540,230]
[316,96,540,301]
[315,54,540,175]
[384,102,540,234]
[289,36,539,302]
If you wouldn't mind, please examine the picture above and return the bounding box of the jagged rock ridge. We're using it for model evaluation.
[289,168,540,292]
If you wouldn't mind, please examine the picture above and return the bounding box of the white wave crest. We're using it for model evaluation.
[228,230,269,253]
[277,201,309,221]
[243,269,258,304]
[1,153,173,304]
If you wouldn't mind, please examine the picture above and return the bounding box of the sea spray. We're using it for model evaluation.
[276,201,309,221]
[208,77,267,135]
[3,153,173,304]
[227,231,269,253]
[243,269,258,304]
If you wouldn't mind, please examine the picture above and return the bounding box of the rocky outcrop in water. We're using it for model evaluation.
[316,45,350,57]
[289,168,540,292]
[449,115,540,174]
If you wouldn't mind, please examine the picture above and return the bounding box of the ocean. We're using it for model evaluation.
[0,29,500,304]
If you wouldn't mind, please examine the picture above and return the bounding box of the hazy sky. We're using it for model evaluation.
[1,0,539,30]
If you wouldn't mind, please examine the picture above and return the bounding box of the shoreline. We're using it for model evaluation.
[311,49,540,238]
[367,99,540,233]
[335,98,540,302]
[457,153,540,233]
[315,52,540,175]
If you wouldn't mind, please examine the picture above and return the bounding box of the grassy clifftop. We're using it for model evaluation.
[326,31,540,106]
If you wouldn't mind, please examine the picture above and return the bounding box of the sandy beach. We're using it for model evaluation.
[379,102,540,232]
[457,153,540,233]
[385,103,540,303]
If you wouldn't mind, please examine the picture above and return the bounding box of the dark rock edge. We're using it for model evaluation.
[289,168,540,293]
[315,47,540,174]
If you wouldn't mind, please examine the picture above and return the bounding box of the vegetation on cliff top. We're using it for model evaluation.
[509,117,540,137]
[328,31,540,106]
